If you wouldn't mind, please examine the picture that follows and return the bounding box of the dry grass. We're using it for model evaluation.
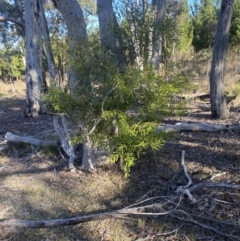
[0,53,240,240]
[0,80,25,98]
[179,48,240,107]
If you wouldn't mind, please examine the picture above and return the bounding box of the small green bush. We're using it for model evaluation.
[44,42,188,176]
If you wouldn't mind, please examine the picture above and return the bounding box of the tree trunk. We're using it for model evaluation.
[14,0,25,25]
[2,25,16,93]
[97,0,127,69]
[51,0,87,90]
[150,0,166,70]
[40,0,57,86]
[24,0,45,117]
[210,0,234,119]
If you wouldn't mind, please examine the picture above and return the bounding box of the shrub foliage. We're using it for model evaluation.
[45,42,188,176]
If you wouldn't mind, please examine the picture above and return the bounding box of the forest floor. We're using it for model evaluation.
[0,79,240,241]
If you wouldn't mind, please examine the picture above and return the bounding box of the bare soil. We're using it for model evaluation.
[0,80,240,241]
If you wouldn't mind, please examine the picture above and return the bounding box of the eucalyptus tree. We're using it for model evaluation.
[40,0,57,85]
[51,0,88,90]
[24,0,45,117]
[97,0,127,69]
[113,0,167,70]
[150,0,166,70]
[2,22,16,93]
[210,0,234,119]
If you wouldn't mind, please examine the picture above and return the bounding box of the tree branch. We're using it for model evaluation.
[0,15,25,30]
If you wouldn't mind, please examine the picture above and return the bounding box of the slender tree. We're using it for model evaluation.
[97,0,127,69]
[2,23,16,93]
[40,0,57,85]
[24,0,45,117]
[210,0,234,119]
[150,0,166,70]
[176,0,193,53]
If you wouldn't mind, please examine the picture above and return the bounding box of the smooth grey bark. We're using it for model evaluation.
[24,0,45,117]
[210,0,234,119]
[97,0,127,68]
[51,0,87,44]
[150,0,166,70]
[51,0,87,89]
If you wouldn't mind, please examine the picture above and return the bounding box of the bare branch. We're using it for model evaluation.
[5,132,58,147]
[0,15,25,29]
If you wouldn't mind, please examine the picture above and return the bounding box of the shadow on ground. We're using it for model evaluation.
[0,94,240,240]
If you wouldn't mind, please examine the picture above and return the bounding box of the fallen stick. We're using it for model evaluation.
[157,122,240,132]
[5,132,58,147]
[0,203,172,228]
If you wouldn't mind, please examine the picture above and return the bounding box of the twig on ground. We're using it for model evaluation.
[188,182,240,192]
[134,225,182,241]
[175,150,197,204]
[170,212,240,241]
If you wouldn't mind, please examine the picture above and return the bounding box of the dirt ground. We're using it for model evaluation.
[0,80,240,241]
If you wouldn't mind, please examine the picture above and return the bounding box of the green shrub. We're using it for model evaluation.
[44,42,188,176]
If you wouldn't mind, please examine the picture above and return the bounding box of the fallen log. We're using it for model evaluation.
[5,122,240,148]
[5,132,59,147]
[196,94,237,105]
[173,93,237,105]
[157,122,240,132]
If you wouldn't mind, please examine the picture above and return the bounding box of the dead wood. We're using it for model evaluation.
[174,93,237,104]
[0,203,173,229]
[5,132,59,147]
[53,114,76,170]
[1,149,240,240]
[157,122,240,132]
[0,184,239,240]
